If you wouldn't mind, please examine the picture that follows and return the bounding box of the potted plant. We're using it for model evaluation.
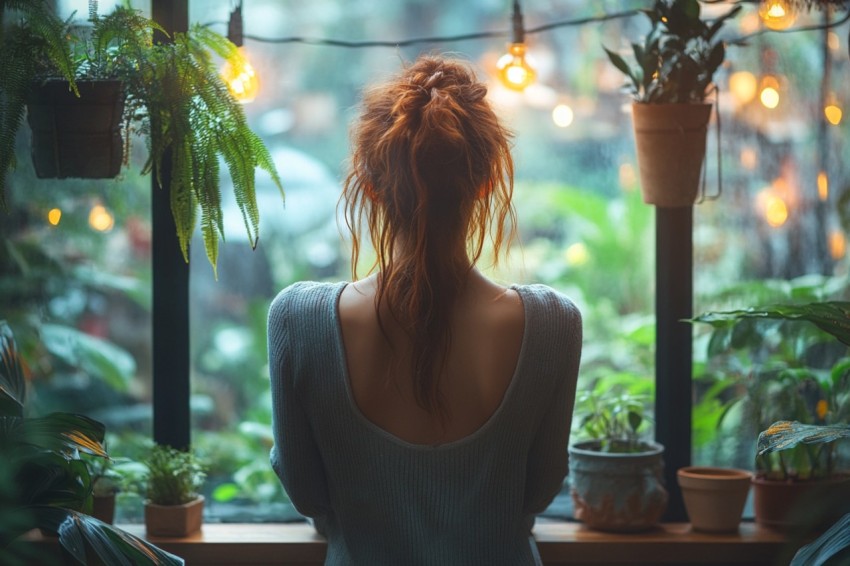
[756,420,850,531]
[693,300,850,530]
[1,0,283,271]
[676,466,752,532]
[84,452,136,525]
[569,389,668,532]
[604,0,741,207]
[0,321,182,564]
[143,444,207,537]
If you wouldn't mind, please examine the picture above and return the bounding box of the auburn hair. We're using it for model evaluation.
[341,55,516,419]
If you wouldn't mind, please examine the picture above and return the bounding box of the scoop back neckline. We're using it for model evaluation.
[332,281,530,451]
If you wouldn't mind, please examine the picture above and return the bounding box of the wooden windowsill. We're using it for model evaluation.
[26,521,803,565]
[131,522,800,565]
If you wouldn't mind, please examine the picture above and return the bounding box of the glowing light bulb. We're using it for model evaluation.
[221,46,260,103]
[763,194,788,227]
[818,171,829,201]
[552,103,574,128]
[729,71,757,105]
[759,0,796,30]
[47,208,62,226]
[88,204,115,232]
[564,243,589,266]
[497,43,536,92]
[825,102,843,125]
[830,229,846,260]
[759,75,780,109]
[740,147,758,170]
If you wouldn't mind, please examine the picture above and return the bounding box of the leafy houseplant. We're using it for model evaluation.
[568,389,668,531]
[0,321,182,565]
[143,444,207,537]
[756,420,850,531]
[1,0,283,271]
[604,0,741,207]
[693,301,850,529]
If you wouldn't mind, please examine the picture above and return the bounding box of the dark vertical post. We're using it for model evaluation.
[815,9,833,276]
[655,206,692,522]
[151,0,190,451]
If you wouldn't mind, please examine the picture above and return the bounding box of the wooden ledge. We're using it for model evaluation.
[27,522,801,566]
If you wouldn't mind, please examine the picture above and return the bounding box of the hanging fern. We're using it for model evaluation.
[0,0,76,210]
[1,3,284,271]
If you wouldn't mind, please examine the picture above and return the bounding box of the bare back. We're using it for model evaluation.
[337,270,525,446]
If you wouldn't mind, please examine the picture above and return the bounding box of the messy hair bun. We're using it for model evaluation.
[341,55,516,418]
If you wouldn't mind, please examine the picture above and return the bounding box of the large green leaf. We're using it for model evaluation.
[6,413,108,458]
[40,324,136,392]
[0,322,26,417]
[758,421,850,456]
[791,512,850,566]
[692,302,850,348]
[35,506,184,565]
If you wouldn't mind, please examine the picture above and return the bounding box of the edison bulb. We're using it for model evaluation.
[496,43,536,92]
[221,46,260,103]
[759,0,796,31]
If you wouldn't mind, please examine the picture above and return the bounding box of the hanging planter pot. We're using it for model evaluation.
[632,102,712,208]
[26,79,125,179]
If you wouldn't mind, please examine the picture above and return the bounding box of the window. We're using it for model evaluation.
[3,0,847,524]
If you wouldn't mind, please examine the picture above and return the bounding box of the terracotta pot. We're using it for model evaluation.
[569,440,668,532]
[677,467,752,533]
[91,493,117,524]
[753,475,850,531]
[144,495,204,537]
[631,102,712,208]
[26,79,125,179]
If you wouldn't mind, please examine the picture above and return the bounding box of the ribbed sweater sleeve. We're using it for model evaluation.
[523,292,582,515]
[268,282,331,526]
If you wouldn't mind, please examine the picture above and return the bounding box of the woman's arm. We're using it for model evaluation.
[268,286,331,532]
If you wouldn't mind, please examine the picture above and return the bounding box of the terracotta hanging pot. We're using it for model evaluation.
[631,102,712,208]
[677,466,752,533]
[26,79,125,179]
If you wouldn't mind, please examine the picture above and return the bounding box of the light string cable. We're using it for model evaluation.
[204,1,850,50]
[203,9,641,48]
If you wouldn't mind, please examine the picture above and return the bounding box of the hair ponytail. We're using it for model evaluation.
[341,55,516,419]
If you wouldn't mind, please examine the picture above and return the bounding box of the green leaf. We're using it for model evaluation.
[35,506,184,565]
[212,482,240,502]
[10,413,108,458]
[791,512,850,566]
[758,421,850,456]
[40,324,137,391]
[691,302,850,348]
[0,322,26,417]
[603,47,637,85]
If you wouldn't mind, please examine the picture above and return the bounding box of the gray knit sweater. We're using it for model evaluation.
[268,281,582,565]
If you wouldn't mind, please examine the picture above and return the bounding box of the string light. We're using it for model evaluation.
[759,0,797,31]
[818,171,829,201]
[759,75,781,109]
[47,208,62,226]
[760,191,788,227]
[552,103,574,128]
[824,96,843,125]
[89,204,115,232]
[222,2,260,103]
[729,71,758,105]
[496,0,536,91]
[830,229,846,260]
